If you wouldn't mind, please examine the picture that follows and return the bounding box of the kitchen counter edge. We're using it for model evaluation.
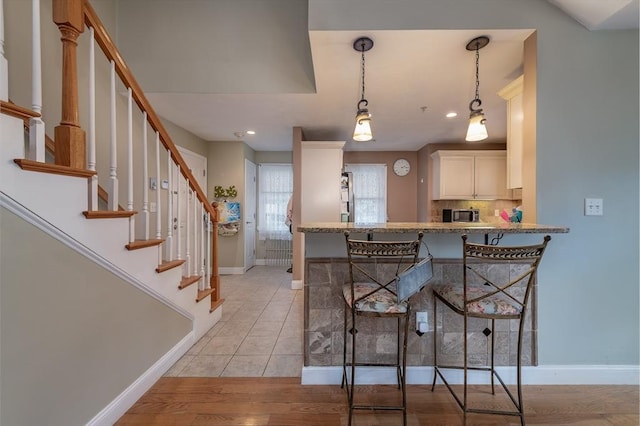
[297,222,569,234]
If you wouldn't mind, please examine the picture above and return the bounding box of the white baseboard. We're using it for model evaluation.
[86,333,195,426]
[301,365,640,386]
[291,279,303,290]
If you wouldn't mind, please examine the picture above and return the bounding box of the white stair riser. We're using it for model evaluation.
[1,113,219,340]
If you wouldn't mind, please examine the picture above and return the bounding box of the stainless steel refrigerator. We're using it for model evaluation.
[340,172,354,222]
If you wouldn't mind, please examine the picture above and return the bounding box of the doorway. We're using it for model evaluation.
[244,159,257,271]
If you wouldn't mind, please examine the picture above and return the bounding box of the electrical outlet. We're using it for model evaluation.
[584,198,603,216]
[416,311,428,336]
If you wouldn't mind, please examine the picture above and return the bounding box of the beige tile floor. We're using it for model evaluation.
[165,265,303,378]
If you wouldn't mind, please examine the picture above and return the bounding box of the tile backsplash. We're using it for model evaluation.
[304,257,537,368]
[431,199,522,223]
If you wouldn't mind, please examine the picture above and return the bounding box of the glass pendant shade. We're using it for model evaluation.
[353,111,373,142]
[465,36,490,143]
[465,110,488,141]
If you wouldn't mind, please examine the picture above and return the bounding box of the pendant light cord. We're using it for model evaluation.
[470,42,482,113]
[361,44,366,102]
[474,45,480,102]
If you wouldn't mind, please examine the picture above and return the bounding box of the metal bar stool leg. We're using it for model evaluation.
[491,318,495,394]
[396,316,402,389]
[402,312,409,425]
[431,294,438,391]
[517,315,525,426]
[341,305,348,392]
[463,311,468,425]
[348,309,357,426]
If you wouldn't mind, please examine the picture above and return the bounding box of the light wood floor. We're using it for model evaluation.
[115,377,638,425]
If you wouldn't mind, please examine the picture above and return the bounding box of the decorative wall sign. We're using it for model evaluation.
[218,201,240,236]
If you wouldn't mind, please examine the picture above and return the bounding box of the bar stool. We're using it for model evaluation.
[342,231,432,426]
[431,234,551,425]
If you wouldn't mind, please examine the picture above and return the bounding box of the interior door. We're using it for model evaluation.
[244,159,257,271]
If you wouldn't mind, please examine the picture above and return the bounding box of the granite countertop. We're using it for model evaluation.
[297,222,569,234]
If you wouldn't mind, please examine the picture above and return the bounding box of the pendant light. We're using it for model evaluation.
[353,37,374,142]
[465,36,490,142]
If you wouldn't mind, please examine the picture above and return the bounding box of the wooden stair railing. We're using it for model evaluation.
[4,99,122,208]
[80,0,221,308]
[1,100,41,122]
[5,2,222,311]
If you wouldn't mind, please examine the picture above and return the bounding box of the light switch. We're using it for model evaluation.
[584,198,603,216]
[416,311,428,336]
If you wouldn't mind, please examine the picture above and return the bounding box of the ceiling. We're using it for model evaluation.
[547,0,639,30]
[145,1,638,153]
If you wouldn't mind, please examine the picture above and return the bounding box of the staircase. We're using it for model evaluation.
[1,0,223,424]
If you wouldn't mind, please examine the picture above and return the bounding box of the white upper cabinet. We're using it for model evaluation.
[431,150,511,200]
[498,75,524,189]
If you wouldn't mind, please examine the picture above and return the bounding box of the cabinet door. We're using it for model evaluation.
[474,153,510,199]
[498,76,524,189]
[437,155,475,199]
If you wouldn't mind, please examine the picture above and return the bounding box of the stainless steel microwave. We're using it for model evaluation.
[442,208,480,223]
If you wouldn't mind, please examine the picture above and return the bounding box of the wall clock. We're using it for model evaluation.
[393,158,411,176]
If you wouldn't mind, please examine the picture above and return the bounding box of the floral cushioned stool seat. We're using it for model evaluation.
[432,282,522,316]
[342,283,408,314]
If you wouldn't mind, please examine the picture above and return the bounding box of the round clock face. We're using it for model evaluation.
[393,158,410,176]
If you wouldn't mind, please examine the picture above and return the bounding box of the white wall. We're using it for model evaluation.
[308,0,639,366]
[115,0,315,95]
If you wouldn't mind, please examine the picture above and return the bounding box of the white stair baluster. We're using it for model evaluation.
[192,187,198,279]
[206,211,211,289]
[126,87,135,243]
[141,112,149,240]
[107,60,118,211]
[87,26,97,211]
[0,0,8,101]
[28,0,44,162]
[155,131,162,264]
[165,154,173,261]
[185,180,191,276]
[176,165,182,261]
[199,201,205,290]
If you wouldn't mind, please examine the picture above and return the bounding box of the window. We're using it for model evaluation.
[258,163,293,240]
[344,163,387,223]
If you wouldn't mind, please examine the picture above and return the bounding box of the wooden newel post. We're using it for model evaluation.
[53,0,85,169]
[210,202,221,303]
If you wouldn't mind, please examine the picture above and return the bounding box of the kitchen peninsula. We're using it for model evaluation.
[298,221,568,384]
[298,221,568,234]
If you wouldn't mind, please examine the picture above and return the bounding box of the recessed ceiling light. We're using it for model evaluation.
[233,130,256,138]
[446,112,458,118]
